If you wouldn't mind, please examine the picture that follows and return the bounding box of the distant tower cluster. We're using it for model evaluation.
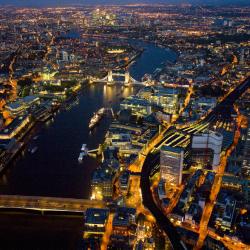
[60,51,76,63]
[240,48,245,64]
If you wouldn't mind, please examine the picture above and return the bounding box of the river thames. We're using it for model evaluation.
[0,41,176,249]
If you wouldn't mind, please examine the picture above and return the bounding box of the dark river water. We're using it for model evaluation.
[0,41,176,249]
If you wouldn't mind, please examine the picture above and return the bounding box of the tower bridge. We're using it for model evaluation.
[97,70,149,87]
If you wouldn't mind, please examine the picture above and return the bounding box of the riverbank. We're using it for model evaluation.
[118,48,144,70]
[0,39,177,250]
[0,80,92,176]
[0,40,176,199]
[0,120,36,176]
[0,43,146,176]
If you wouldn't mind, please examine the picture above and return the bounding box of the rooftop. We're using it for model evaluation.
[161,145,184,154]
[85,208,109,225]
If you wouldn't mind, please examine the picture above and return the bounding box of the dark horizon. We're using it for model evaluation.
[0,0,249,7]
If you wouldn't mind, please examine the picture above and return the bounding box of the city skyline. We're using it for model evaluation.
[0,0,250,6]
[0,3,249,249]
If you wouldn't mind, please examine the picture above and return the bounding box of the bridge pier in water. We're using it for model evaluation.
[124,71,131,86]
[107,70,113,84]
[105,70,136,86]
[97,70,145,86]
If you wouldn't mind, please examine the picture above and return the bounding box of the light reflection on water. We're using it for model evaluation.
[0,41,176,248]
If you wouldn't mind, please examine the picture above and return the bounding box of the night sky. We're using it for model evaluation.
[0,0,249,6]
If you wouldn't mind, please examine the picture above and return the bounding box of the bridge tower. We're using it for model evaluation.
[107,70,113,83]
[124,71,131,86]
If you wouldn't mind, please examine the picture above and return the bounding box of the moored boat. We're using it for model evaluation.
[89,108,105,130]
[81,144,88,155]
[78,152,85,162]
[29,146,38,154]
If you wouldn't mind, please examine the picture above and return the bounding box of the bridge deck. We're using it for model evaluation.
[0,195,105,213]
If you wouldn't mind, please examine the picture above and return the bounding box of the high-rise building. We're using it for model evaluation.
[84,208,109,237]
[150,86,181,114]
[160,146,184,186]
[91,165,114,200]
[240,49,245,64]
[191,131,223,169]
[120,96,152,117]
[61,51,69,62]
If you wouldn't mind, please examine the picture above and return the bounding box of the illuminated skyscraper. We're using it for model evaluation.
[191,131,223,170]
[160,146,184,186]
[61,51,69,62]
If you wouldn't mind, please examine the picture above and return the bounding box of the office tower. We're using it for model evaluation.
[160,146,184,185]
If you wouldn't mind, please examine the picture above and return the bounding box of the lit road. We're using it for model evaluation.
[139,77,250,250]
[8,52,18,101]
[164,184,184,214]
[140,153,187,250]
[126,175,142,208]
[208,230,248,250]
[128,127,169,173]
[194,107,243,249]
[44,32,55,64]
[173,219,248,250]
[101,213,114,250]
[0,195,105,213]
[128,79,194,173]
[177,83,193,120]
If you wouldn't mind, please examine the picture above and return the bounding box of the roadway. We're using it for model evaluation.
[157,77,250,149]
[101,212,114,250]
[171,218,248,250]
[204,77,250,122]
[139,77,250,250]
[0,195,105,213]
[194,106,243,249]
[140,153,187,250]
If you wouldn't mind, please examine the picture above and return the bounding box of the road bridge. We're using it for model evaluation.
[96,70,148,86]
[0,195,105,214]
